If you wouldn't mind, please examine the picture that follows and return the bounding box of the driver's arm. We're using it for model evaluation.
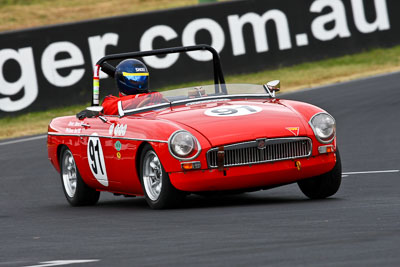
[102,95,120,115]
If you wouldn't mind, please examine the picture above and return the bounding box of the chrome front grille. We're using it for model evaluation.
[207,137,312,168]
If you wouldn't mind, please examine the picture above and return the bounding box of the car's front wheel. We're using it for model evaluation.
[297,149,342,199]
[139,144,185,209]
[60,146,100,206]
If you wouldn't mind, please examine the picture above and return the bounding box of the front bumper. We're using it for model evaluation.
[169,152,337,192]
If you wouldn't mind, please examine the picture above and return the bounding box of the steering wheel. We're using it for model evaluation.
[136,95,169,109]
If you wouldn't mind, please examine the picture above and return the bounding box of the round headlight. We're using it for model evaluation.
[169,130,199,158]
[309,113,336,143]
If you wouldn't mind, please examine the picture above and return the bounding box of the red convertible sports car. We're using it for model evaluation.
[47,45,341,209]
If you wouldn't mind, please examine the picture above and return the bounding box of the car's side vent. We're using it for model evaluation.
[207,137,312,168]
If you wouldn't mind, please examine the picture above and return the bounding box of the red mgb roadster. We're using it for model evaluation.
[47,45,341,209]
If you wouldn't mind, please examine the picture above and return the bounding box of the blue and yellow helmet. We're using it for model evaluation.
[115,59,149,95]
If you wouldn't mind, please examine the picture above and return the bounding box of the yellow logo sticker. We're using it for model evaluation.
[286,127,300,136]
[295,161,302,171]
[116,152,121,159]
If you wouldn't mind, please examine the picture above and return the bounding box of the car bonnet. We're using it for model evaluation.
[155,99,309,147]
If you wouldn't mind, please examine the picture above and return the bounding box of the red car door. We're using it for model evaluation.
[103,116,144,195]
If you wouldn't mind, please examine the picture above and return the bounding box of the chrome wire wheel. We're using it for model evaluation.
[62,150,77,198]
[140,144,186,209]
[142,151,163,201]
[59,147,100,206]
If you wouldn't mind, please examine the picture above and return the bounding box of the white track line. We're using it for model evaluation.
[0,134,47,146]
[23,259,100,267]
[343,170,399,175]
[0,135,398,177]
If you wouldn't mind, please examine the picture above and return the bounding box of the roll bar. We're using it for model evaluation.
[92,45,226,106]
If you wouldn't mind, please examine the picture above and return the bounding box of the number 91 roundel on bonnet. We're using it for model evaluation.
[47,45,341,209]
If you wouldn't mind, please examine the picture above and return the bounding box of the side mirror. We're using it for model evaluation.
[263,80,280,97]
[267,80,280,92]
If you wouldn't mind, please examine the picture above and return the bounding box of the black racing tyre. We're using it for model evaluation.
[297,149,342,199]
[60,146,100,206]
[139,144,185,209]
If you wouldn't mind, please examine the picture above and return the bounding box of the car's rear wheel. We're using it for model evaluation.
[139,144,185,209]
[60,147,100,206]
[297,149,342,199]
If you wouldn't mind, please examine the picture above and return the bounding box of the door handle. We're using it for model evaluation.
[98,116,108,123]
[81,123,90,128]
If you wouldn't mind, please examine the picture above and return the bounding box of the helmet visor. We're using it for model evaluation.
[123,72,149,90]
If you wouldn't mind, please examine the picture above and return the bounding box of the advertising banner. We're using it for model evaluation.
[0,0,399,115]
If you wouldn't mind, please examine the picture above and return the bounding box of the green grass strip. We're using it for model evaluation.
[1,45,400,140]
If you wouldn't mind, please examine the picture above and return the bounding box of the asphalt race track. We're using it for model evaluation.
[1,72,399,267]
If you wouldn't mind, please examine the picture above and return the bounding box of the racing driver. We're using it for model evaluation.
[76,59,163,119]
[101,59,163,115]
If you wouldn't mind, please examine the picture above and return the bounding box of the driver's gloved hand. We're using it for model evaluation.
[76,109,99,120]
